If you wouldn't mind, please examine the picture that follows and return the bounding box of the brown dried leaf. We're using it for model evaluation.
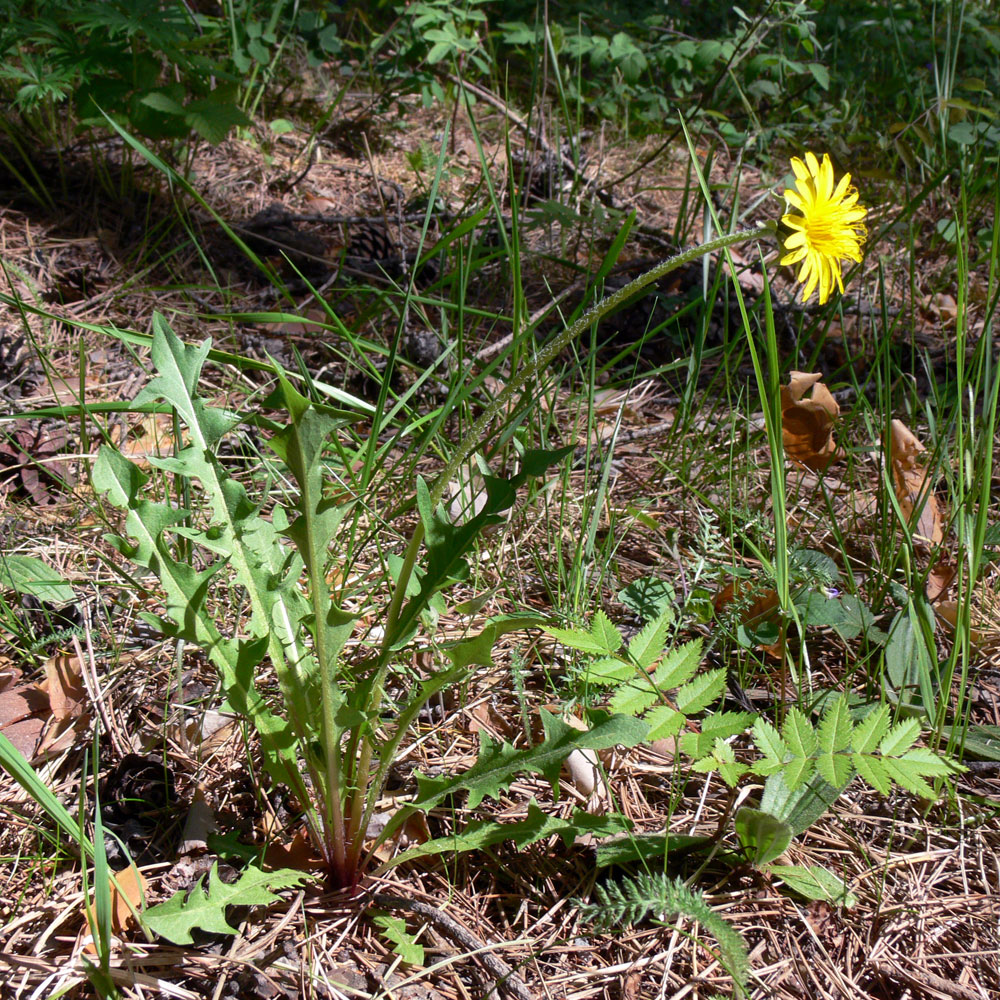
[934,600,998,648]
[925,560,957,603]
[368,809,432,864]
[889,420,943,546]
[0,421,73,504]
[36,654,91,755]
[178,787,218,854]
[0,672,49,757]
[781,371,841,470]
[715,581,784,658]
[41,654,86,722]
[262,830,328,873]
[83,866,148,952]
[114,412,178,467]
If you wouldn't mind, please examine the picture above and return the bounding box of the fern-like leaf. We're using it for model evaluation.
[577,873,749,996]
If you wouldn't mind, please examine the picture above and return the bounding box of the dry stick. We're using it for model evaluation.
[370,894,534,1000]
[475,254,676,364]
[873,961,985,1000]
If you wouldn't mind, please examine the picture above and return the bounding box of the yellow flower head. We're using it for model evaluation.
[780,152,867,305]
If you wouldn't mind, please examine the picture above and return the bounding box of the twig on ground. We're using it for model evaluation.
[370,893,535,1000]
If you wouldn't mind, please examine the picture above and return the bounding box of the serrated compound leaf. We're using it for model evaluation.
[591,610,624,654]
[411,711,647,810]
[734,807,793,866]
[897,747,954,776]
[626,609,673,670]
[750,756,786,777]
[817,695,853,755]
[675,666,725,715]
[546,626,616,656]
[879,716,921,757]
[882,757,937,799]
[852,704,890,754]
[719,759,750,786]
[184,97,252,146]
[385,802,630,869]
[584,656,634,685]
[704,711,757,738]
[644,705,685,741]
[783,707,818,759]
[653,638,703,690]
[753,717,788,763]
[781,754,815,791]
[853,753,892,796]
[816,746,854,790]
[609,673,660,716]
[144,864,312,945]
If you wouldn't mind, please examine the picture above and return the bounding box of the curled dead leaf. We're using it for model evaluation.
[934,600,999,649]
[82,866,148,953]
[889,420,943,547]
[925,561,956,603]
[715,580,784,658]
[36,654,90,755]
[781,372,841,471]
[41,654,86,722]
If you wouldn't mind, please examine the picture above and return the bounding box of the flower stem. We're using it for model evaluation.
[380,226,763,654]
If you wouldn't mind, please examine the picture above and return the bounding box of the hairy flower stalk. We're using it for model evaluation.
[780,152,868,305]
[373,163,866,879]
[380,227,764,658]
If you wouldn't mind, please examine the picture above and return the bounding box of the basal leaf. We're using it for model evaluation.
[734,807,792,866]
[0,554,76,605]
[383,801,631,869]
[410,710,648,811]
[769,865,857,907]
[759,771,841,835]
[144,864,313,945]
[372,914,424,965]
